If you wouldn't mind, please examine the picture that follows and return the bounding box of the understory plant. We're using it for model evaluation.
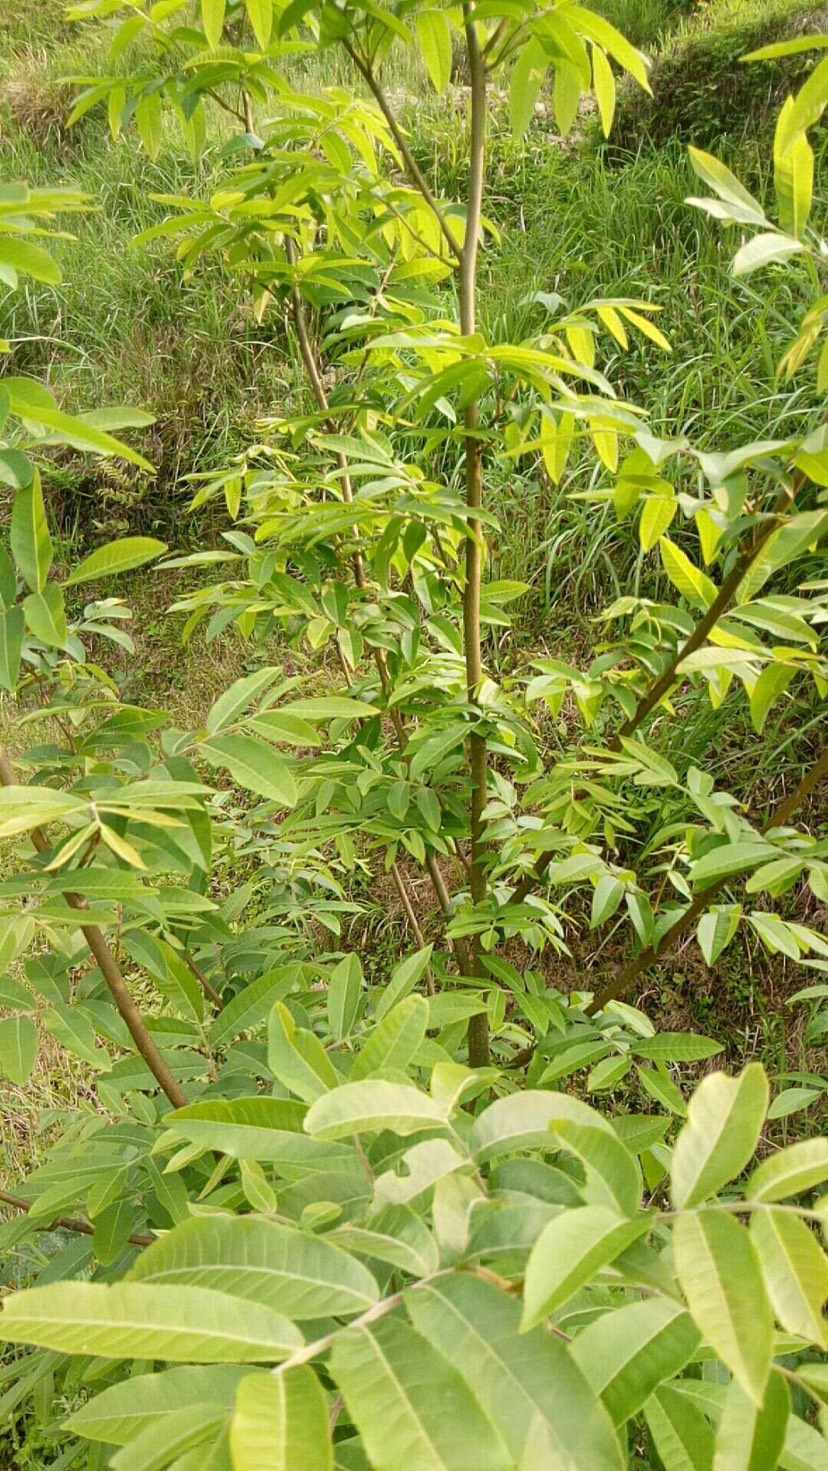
[0,2,827,1468]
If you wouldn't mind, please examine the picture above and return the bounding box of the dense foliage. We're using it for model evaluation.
[0,1,827,1467]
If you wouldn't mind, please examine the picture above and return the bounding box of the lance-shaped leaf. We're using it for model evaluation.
[713,1371,790,1471]
[673,1210,772,1404]
[66,537,167,585]
[407,1274,624,1469]
[200,733,297,807]
[522,1205,652,1327]
[0,1283,303,1362]
[351,994,429,1079]
[66,1365,250,1445]
[644,1383,715,1471]
[570,1298,700,1425]
[210,967,295,1047]
[671,1065,769,1209]
[129,1214,378,1320]
[230,1367,332,1471]
[109,1404,227,1471]
[305,1080,449,1140]
[751,1209,828,1347]
[10,473,52,592]
[748,1139,828,1203]
[0,1014,38,1085]
[329,1316,513,1471]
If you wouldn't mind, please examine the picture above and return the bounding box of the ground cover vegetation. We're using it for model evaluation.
[0,0,827,1466]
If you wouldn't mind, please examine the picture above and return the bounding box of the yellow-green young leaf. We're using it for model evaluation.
[555,60,582,137]
[0,1283,303,1363]
[539,410,574,484]
[407,1275,625,1470]
[327,953,363,1039]
[618,306,671,351]
[330,1317,512,1471]
[200,733,296,807]
[749,1139,828,1204]
[688,147,766,219]
[570,1298,700,1426]
[305,1080,448,1140]
[66,1366,249,1447]
[209,967,294,1047]
[0,237,61,287]
[10,473,52,592]
[749,663,795,734]
[510,39,548,139]
[776,52,828,156]
[570,8,650,90]
[660,537,717,611]
[23,585,68,648]
[239,1159,277,1214]
[732,232,804,278]
[713,1371,790,1471]
[245,0,272,48]
[267,1002,339,1103]
[0,785,88,839]
[0,605,24,691]
[66,537,167,586]
[201,0,226,48]
[696,906,741,966]
[640,495,676,551]
[775,99,814,236]
[750,1210,828,1347]
[671,1065,769,1209]
[130,1214,378,1320]
[416,10,452,93]
[522,1206,651,1327]
[0,1014,38,1085]
[592,47,616,136]
[135,90,163,161]
[673,1211,772,1404]
[351,994,429,1079]
[644,1384,715,1471]
[230,1368,331,1471]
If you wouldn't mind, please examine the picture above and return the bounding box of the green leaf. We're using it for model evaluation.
[510,39,548,139]
[688,147,766,221]
[110,1404,226,1471]
[0,236,61,286]
[10,473,52,593]
[201,0,226,47]
[768,1087,821,1119]
[0,605,24,691]
[781,1414,828,1471]
[209,967,295,1047]
[230,1367,332,1471]
[571,1298,700,1426]
[644,1384,715,1471]
[375,947,433,1021]
[163,1097,330,1166]
[732,233,804,277]
[589,874,624,929]
[205,669,282,736]
[690,841,776,888]
[749,1139,828,1203]
[304,1080,448,1140]
[23,584,68,648]
[416,10,452,93]
[407,1275,624,1469]
[0,1014,38,1085]
[750,1210,828,1347]
[697,907,742,966]
[94,1200,135,1267]
[352,994,429,1079]
[0,785,88,838]
[278,697,375,721]
[673,1210,772,1404]
[66,1366,248,1445]
[329,1316,512,1471]
[671,1065,768,1209]
[200,733,297,807]
[640,494,676,551]
[267,1001,340,1103]
[713,1371,790,1471]
[522,1206,651,1327]
[42,1004,111,1071]
[65,537,167,586]
[635,1033,723,1063]
[245,0,272,48]
[592,46,616,137]
[129,1215,378,1320]
[328,954,363,1040]
[637,1067,687,1117]
[750,665,795,735]
[0,1282,303,1363]
[660,537,717,611]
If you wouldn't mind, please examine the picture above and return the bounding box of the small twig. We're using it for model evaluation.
[390,863,436,995]
[0,1190,153,1249]
[185,952,224,1011]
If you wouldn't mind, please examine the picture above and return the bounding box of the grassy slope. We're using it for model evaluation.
[0,0,826,1171]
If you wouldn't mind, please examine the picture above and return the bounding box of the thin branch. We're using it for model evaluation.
[0,747,189,1110]
[342,40,464,264]
[585,745,828,1017]
[0,1190,153,1248]
[390,862,436,994]
[459,2,490,1069]
[185,952,224,1011]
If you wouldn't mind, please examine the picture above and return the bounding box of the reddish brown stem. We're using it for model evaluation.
[0,1189,153,1248]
